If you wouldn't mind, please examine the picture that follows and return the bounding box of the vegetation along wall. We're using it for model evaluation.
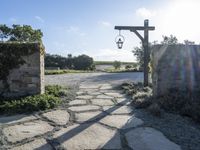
[151,44,200,96]
[0,42,45,98]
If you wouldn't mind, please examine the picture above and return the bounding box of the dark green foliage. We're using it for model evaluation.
[45,53,95,70]
[0,94,60,114]
[125,65,132,70]
[73,54,94,70]
[161,35,178,45]
[45,85,63,97]
[0,85,64,114]
[113,61,121,70]
[0,24,43,42]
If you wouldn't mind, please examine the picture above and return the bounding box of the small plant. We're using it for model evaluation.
[0,85,65,115]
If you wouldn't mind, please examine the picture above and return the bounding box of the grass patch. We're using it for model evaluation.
[45,69,93,75]
[105,68,141,73]
[0,85,66,115]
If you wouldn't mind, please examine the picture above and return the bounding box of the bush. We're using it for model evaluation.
[45,85,63,97]
[73,55,94,70]
[0,94,61,114]
[113,61,121,70]
[0,85,64,114]
[125,65,132,70]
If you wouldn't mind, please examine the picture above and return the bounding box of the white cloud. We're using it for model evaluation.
[99,21,112,27]
[136,7,157,19]
[35,16,45,23]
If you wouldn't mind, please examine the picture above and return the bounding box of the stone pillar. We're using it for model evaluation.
[0,42,45,98]
[151,44,200,96]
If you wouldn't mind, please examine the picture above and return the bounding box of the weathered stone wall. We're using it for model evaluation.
[0,43,45,98]
[151,44,200,96]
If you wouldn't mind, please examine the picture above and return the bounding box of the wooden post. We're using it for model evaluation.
[114,20,155,87]
[143,19,149,86]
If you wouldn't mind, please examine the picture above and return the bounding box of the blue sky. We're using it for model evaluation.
[1,0,200,61]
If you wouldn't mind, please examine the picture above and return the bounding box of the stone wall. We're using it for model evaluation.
[0,43,45,98]
[151,44,200,96]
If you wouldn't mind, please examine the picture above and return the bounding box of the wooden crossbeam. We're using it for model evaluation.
[114,26,155,31]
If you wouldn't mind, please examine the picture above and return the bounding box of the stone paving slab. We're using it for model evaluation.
[100,115,144,129]
[12,138,53,150]
[103,106,133,115]
[68,100,87,106]
[42,110,70,125]
[96,95,113,99]
[76,95,93,100]
[104,92,125,98]
[0,115,36,125]
[90,98,114,106]
[79,85,100,89]
[125,127,181,150]
[75,111,105,123]
[53,123,121,150]
[115,98,131,105]
[3,120,54,143]
[68,105,101,112]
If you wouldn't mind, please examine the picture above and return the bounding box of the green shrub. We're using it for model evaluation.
[0,85,64,114]
[45,85,63,97]
[0,94,61,114]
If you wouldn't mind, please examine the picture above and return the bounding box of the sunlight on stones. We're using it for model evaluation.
[12,138,53,150]
[103,106,133,115]
[42,110,70,125]
[96,95,113,99]
[125,127,181,150]
[79,85,100,89]
[76,95,93,99]
[100,115,143,129]
[68,105,101,112]
[115,98,131,105]
[0,115,36,125]
[91,99,114,106]
[104,92,124,98]
[53,123,121,149]
[3,120,54,143]
[68,100,87,106]
[75,111,105,123]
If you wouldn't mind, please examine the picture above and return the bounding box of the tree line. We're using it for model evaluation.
[45,53,95,70]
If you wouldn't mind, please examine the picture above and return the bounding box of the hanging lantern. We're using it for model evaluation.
[115,30,125,49]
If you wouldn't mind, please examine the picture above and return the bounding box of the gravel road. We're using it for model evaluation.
[45,72,143,87]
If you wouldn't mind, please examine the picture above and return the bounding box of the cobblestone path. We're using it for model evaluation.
[0,83,181,150]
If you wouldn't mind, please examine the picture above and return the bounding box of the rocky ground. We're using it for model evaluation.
[0,73,199,150]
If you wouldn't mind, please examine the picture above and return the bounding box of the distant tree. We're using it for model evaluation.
[132,45,144,68]
[9,25,43,42]
[73,54,94,70]
[125,65,132,70]
[0,24,43,42]
[0,24,11,41]
[161,35,178,44]
[66,54,74,69]
[184,40,195,45]
[113,61,121,70]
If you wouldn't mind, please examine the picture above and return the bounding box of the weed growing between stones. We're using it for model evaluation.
[121,82,200,122]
